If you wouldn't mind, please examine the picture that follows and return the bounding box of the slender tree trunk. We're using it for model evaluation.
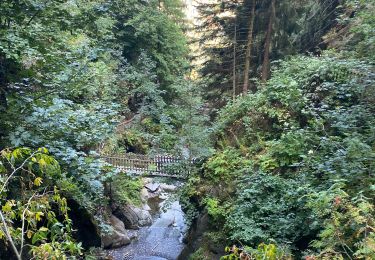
[0,56,8,110]
[232,21,237,100]
[243,0,256,93]
[261,0,276,82]
[0,89,6,110]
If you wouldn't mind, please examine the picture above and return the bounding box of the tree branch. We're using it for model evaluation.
[1,151,38,194]
[0,210,21,260]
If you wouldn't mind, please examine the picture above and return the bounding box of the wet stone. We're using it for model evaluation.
[145,183,160,193]
[108,181,187,260]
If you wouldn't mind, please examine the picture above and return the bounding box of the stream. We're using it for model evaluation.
[108,179,188,260]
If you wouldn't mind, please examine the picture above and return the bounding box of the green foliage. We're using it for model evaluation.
[5,97,120,215]
[118,130,150,154]
[110,174,143,206]
[166,79,213,158]
[187,53,375,258]
[0,0,194,256]
[9,98,118,150]
[0,148,82,259]
[103,52,212,158]
[203,197,232,226]
[196,0,339,108]
[331,0,375,62]
[351,0,375,61]
[110,0,188,84]
[189,247,211,260]
[124,6,188,83]
[2,0,374,259]
[249,244,291,260]
[258,130,312,171]
[227,173,310,246]
[306,183,375,259]
[221,244,292,260]
[204,149,249,183]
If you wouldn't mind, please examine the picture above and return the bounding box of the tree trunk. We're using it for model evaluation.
[261,0,276,82]
[0,56,7,111]
[243,0,256,94]
[0,89,6,110]
[232,22,237,100]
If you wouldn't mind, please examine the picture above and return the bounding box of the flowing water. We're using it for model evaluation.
[108,181,187,260]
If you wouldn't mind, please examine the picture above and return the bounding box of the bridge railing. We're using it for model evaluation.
[99,153,195,178]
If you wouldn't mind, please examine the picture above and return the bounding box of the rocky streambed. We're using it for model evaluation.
[106,178,187,260]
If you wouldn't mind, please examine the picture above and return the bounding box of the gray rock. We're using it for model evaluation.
[148,190,160,199]
[110,215,126,233]
[144,183,160,192]
[142,177,153,184]
[133,207,153,226]
[147,196,162,213]
[141,187,149,203]
[107,200,187,260]
[127,229,139,240]
[143,204,151,211]
[102,215,131,249]
[134,257,168,260]
[112,204,139,229]
[159,183,177,192]
[102,230,130,249]
[159,193,168,200]
[113,204,152,228]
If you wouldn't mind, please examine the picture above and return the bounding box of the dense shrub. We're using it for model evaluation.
[0,148,82,259]
[186,54,375,258]
[228,173,311,247]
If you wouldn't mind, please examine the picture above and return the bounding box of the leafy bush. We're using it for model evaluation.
[306,183,375,259]
[189,247,211,260]
[9,98,118,150]
[202,197,231,227]
[6,98,120,213]
[0,148,82,259]
[204,149,250,183]
[221,244,292,260]
[187,54,375,258]
[227,173,311,247]
[110,174,143,206]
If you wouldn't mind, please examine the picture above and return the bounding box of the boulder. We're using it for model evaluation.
[159,183,177,192]
[133,207,152,226]
[140,187,149,203]
[102,229,130,249]
[144,182,160,193]
[147,190,160,199]
[112,204,152,228]
[147,196,162,213]
[159,192,168,200]
[127,229,139,240]
[110,214,127,233]
[143,177,153,184]
[112,204,139,229]
[143,204,151,211]
[102,215,131,249]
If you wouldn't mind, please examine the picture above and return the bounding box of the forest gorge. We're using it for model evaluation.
[0,0,374,259]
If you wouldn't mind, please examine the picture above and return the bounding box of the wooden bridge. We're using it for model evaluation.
[100,153,195,179]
